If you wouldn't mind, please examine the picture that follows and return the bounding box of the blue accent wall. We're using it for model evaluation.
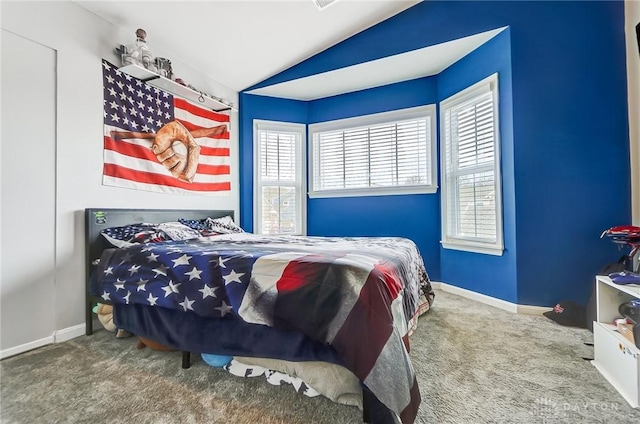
[505,2,631,306]
[437,29,517,303]
[307,78,441,278]
[240,1,631,307]
[238,94,308,233]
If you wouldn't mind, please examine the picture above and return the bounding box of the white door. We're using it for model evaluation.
[1,30,56,357]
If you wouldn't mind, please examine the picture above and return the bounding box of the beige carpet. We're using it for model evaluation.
[2,289,640,423]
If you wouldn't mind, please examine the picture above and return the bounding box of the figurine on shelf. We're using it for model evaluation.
[119,28,156,72]
[155,57,173,79]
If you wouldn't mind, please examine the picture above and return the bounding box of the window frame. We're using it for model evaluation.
[253,120,307,236]
[308,105,437,198]
[439,73,504,256]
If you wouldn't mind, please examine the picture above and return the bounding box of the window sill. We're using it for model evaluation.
[441,240,504,256]
[309,186,437,199]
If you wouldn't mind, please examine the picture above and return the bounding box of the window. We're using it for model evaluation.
[308,106,437,198]
[440,73,503,255]
[253,120,306,235]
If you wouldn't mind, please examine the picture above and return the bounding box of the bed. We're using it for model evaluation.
[85,208,434,424]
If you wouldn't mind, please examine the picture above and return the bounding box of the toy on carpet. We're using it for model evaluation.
[93,303,132,338]
[93,303,173,349]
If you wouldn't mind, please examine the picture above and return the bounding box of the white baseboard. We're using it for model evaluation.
[431,281,552,316]
[516,304,553,316]
[0,323,85,360]
[54,323,85,343]
[0,335,54,360]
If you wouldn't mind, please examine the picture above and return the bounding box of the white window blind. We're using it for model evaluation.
[253,121,306,235]
[440,74,503,255]
[309,106,437,198]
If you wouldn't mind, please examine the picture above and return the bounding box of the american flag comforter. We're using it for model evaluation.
[96,233,432,423]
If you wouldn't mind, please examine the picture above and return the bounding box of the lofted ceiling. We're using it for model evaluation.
[74,0,421,92]
[246,27,506,100]
[75,1,504,100]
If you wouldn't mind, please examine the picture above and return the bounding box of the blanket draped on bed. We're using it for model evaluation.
[96,233,432,424]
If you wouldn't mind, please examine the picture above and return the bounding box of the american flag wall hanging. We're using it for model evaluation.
[102,59,231,195]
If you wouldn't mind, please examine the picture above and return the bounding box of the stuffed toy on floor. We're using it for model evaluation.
[94,303,132,338]
[94,303,171,348]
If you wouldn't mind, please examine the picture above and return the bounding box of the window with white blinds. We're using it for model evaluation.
[440,73,503,255]
[253,120,306,235]
[308,105,437,198]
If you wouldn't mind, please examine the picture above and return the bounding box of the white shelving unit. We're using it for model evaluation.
[119,64,237,113]
[592,275,640,408]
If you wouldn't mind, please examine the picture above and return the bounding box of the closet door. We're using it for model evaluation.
[1,30,56,357]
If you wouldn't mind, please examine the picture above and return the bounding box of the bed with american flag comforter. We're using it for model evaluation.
[96,232,433,424]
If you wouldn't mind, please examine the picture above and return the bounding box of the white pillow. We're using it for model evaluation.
[157,221,201,241]
[205,216,244,234]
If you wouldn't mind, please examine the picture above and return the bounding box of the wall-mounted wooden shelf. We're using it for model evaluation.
[119,64,237,113]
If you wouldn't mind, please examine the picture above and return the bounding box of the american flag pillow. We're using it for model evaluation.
[100,223,168,248]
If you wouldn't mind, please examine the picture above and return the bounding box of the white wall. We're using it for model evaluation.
[627,0,640,225]
[0,1,239,350]
[1,29,56,354]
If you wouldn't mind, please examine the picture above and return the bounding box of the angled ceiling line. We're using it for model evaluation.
[245,27,508,101]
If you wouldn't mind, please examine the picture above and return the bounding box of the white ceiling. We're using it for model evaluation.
[246,27,507,100]
[74,0,421,92]
[75,0,504,100]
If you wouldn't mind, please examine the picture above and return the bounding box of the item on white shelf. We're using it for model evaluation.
[610,271,640,286]
[601,225,640,274]
[619,299,640,324]
[120,28,156,72]
[618,322,636,345]
[155,57,173,79]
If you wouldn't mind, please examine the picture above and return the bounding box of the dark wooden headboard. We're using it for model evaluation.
[84,208,234,335]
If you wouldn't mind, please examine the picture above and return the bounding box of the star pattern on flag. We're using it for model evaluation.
[223,270,244,285]
[128,264,141,275]
[103,63,174,134]
[218,257,230,268]
[179,296,195,312]
[137,278,149,292]
[185,267,203,281]
[215,300,233,317]
[153,264,169,277]
[98,240,262,319]
[172,254,192,267]
[114,279,125,291]
[162,280,182,297]
[199,285,218,299]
